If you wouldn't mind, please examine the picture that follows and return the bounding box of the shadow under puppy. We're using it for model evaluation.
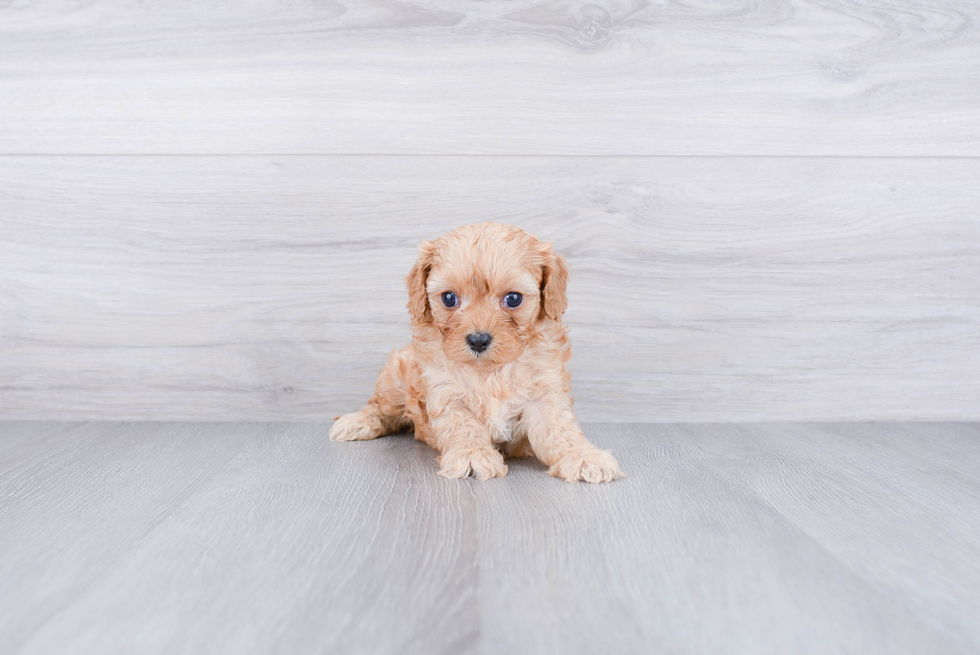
[330,222,624,483]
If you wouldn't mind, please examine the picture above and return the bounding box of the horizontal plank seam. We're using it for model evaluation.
[1,153,980,160]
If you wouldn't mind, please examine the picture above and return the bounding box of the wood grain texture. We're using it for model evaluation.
[1,0,979,155]
[0,422,477,655]
[2,156,978,421]
[0,422,258,652]
[1,422,978,654]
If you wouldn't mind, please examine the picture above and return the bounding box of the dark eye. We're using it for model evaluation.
[503,292,523,308]
[441,291,458,308]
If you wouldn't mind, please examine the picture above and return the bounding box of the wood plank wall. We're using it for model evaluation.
[1,0,978,421]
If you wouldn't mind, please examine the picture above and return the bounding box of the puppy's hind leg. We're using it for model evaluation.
[329,348,414,442]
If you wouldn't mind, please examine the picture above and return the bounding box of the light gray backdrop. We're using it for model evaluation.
[1,0,978,421]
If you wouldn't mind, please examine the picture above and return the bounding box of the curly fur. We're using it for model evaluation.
[330,223,624,483]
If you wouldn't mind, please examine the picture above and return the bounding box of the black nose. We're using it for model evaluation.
[466,332,493,353]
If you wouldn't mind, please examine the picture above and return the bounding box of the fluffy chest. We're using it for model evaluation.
[425,358,540,444]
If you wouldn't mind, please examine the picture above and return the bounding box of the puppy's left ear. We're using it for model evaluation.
[539,243,569,321]
[406,240,436,325]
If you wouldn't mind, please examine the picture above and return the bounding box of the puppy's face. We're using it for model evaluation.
[406,223,568,366]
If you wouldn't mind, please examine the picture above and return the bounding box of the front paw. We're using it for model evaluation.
[549,448,624,484]
[329,411,382,442]
[438,446,508,481]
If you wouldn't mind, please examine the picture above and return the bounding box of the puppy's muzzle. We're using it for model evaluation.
[466,332,493,354]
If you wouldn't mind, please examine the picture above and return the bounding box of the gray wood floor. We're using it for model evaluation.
[1,422,978,654]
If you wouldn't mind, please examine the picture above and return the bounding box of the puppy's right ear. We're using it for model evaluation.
[406,240,435,325]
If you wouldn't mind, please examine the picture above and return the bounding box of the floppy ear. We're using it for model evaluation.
[406,240,435,325]
[539,243,569,321]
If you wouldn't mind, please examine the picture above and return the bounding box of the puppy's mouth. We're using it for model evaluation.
[465,347,500,367]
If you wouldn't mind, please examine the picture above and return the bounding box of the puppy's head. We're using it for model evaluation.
[406,223,568,366]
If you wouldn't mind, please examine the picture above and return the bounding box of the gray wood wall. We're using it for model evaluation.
[1,0,978,421]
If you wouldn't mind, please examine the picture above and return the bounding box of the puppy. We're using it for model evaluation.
[329,223,623,483]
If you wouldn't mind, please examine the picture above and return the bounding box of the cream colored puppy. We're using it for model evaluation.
[330,223,623,484]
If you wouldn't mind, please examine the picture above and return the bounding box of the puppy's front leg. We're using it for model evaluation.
[432,409,507,481]
[522,399,624,484]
